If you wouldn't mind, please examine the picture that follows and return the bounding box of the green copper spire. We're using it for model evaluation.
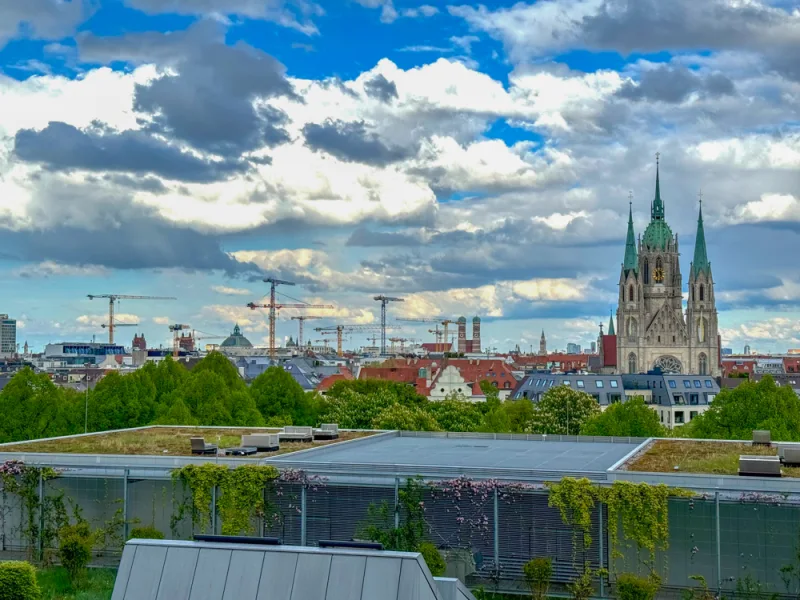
[623,199,638,273]
[692,195,711,278]
[608,310,615,336]
[651,153,664,221]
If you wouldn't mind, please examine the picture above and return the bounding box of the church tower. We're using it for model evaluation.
[686,197,719,375]
[539,330,547,355]
[617,156,700,374]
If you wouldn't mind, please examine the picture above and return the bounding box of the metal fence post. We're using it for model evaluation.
[211,486,217,535]
[38,470,44,562]
[599,501,605,597]
[493,487,500,569]
[300,485,307,546]
[122,469,129,542]
[715,491,722,595]
[394,477,400,529]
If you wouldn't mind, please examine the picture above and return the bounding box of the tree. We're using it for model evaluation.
[87,370,156,432]
[327,379,425,406]
[180,370,232,425]
[0,368,76,442]
[479,379,500,406]
[228,390,266,427]
[685,376,800,441]
[580,397,666,438]
[426,399,485,432]
[190,352,247,393]
[531,386,600,435]
[481,398,535,433]
[320,389,397,429]
[249,367,311,424]
[372,404,440,431]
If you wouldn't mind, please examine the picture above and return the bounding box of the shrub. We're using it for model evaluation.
[58,522,93,584]
[418,542,446,576]
[129,526,165,540]
[0,561,41,600]
[523,557,553,600]
[616,573,661,600]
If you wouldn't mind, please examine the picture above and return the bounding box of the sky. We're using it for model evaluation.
[0,0,799,354]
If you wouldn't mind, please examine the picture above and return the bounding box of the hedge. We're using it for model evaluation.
[0,561,41,600]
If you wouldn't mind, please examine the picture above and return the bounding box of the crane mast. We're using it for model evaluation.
[88,294,176,344]
[373,296,404,356]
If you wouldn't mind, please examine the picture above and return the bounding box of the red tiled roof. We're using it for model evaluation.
[358,367,420,384]
[317,373,350,392]
[421,343,452,353]
[602,335,617,367]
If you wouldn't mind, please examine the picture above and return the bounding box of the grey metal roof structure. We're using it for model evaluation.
[268,430,643,482]
[512,373,625,405]
[111,539,476,600]
[622,373,719,406]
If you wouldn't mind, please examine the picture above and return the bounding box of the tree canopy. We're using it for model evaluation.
[580,396,666,438]
[529,386,600,435]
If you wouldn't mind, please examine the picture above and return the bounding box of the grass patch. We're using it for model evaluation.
[37,567,115,600]
[627,439,800,477]
[0,427,370,457]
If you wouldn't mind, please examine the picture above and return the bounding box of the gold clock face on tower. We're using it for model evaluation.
[653,267,665,283]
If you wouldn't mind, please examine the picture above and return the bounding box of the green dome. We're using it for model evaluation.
[642,219,674,250]
[220,324,253,348]
[457,316,467,323]
[473,316,481,322]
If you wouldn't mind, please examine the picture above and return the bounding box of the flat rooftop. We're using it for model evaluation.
[623,439,800,478]
[0,427,372,458]
[269,432,643,481]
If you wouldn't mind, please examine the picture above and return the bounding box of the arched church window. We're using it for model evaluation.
[638,287,641,301]
[644,259,650,283]
[692,286,695,301]
[697,317,707,343]
[628,353,637,373]
[627,317,637,337]
[700,285,705,301]
[699,353,708,375]
[629,285,634,302]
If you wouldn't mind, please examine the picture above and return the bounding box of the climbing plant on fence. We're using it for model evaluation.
[171,464,324,536]
[0,460,67,562]
[545,477,694,573]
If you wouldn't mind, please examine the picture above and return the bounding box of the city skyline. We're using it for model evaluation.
[1,0,799,353]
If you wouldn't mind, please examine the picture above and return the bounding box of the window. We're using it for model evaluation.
[708,394,716,403]
[668,380,677,388]
[628,353,637,373]
[660,411,664,423]
[690,394,699,405]
[522,391,528,398]
[694,380,702,388]
[500,372,505,377]
[629,284,634,302]
[548,380,554,387]
[698,353,708,375]
[595,380,604,388]
[683,380,691,388]
[563,380,571,386]
[658,336,661,343]
[674,395,685,405]
[577,380,585,388]
[591,394,601,402]
[609,394,621,404]
[675,411,685,424]
[644,258,650,283]
[691,286,695,301]
[690,411,698,420]
[700,284,705,301]
[610,380,618,388]
[705,380,713,388]
[504,382,511,389]
[535,379,542,386]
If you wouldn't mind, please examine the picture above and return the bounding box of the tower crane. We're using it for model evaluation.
[290,315,326,348]
[88,294,176,344]
[373,295,404,356]
[389,337,414,353]
[248,277,334,359]
[313,338,331,352]
[314,325,384,357]
[168,324,191,357]
[397,317,454,350]
[428,326,442,344]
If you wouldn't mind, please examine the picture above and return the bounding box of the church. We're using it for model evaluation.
[601,157,720,376]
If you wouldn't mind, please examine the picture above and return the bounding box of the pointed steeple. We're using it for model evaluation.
[651,152,664,221]
[623,197,638,273]
[692,193,711,278]
[608,310,615,336]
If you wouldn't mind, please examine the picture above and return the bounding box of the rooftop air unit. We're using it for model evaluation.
[739,455,781,477]
[753,430,771,446]
[781,447,800,466]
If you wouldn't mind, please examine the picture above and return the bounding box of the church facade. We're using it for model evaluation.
[614,160,720,376]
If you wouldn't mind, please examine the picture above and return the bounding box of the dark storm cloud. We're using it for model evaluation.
[0,0,88,46]
[14,122,246,183]
[617,65,735,103]
[346,227,422,247]
[363,74,399,102]
[302,120,416,166]
[102,174,169,194]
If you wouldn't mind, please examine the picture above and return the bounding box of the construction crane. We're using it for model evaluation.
[373,295,404,356]
[192,330,224,343]
[88,294,176,344]
[389,337,414,353]
[397,317,454,349]
[168,324,191,358]
[428,326,442,344]
[315,325,383,357]
[313,338,331,352]
[290,315,326,348]
[248,278,333,359]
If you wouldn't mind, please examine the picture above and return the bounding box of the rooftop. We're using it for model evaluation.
[0,426,372,458]
[623,439,800,478]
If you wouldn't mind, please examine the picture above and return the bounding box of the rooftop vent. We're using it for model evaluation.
[193,535,281,546]
[781,447,800,467]
[753,430,771,446]
[318,540,384,551]
[739,455,781,477]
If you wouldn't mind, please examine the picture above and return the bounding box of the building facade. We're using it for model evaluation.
[0,314,16,355]
[616,160,720,376]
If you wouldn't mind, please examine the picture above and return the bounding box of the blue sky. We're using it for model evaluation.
[1,0,799,353]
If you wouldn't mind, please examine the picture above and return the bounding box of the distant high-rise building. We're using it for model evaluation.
[721,348,733,356]
[566,342,580,355]
[744,344,751,355]
[540,330,547,355]
[132,333,147,351]
[0,314,17,355]
[591,341,597,354]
